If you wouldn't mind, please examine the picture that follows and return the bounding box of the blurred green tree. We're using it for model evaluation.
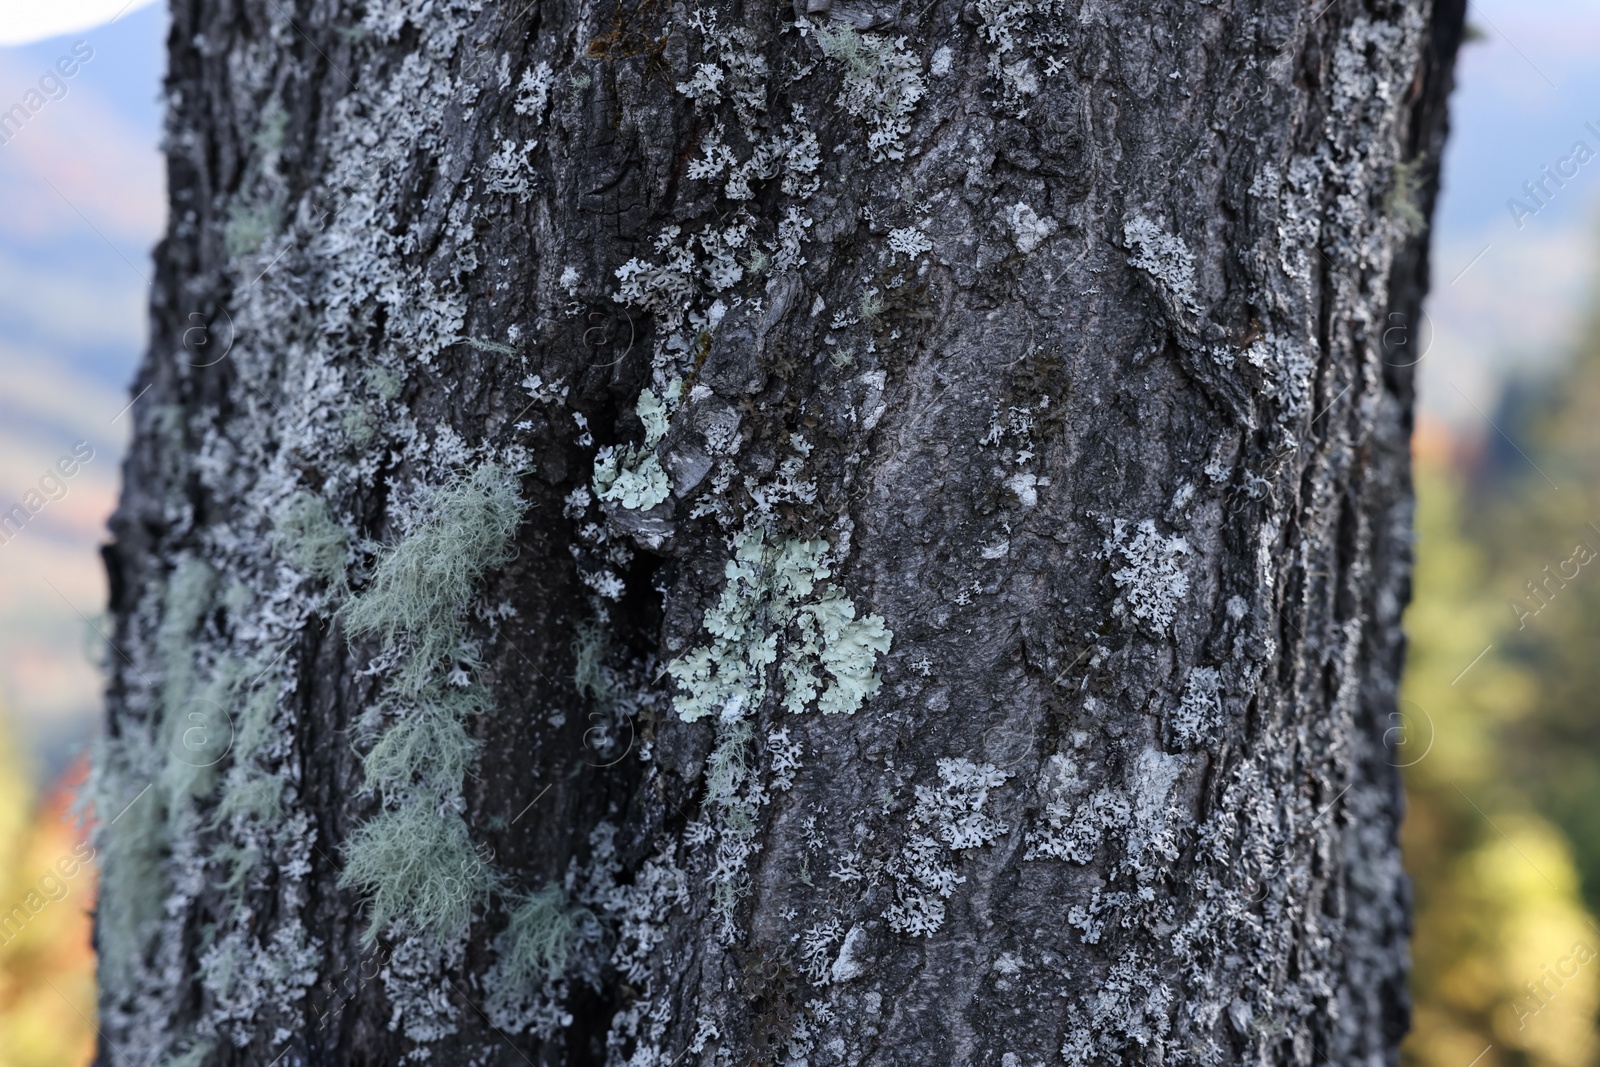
[1403,449,1600,1067]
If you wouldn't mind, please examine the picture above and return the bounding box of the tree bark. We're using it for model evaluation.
[94,0,1464,1064]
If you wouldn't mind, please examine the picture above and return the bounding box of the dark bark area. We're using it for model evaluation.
[94,0,1463,1064]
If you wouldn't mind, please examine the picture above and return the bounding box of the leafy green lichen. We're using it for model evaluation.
[667,529,892,934]
[593,387,674,511]
[668,530,891,722]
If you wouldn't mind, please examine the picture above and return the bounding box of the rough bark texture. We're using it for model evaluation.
[94,0,1464,1064]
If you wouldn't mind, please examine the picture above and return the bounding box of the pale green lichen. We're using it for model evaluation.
[491,884,591,984]
[157,559,217,722]
[593,387,674,511]
[209,657,286,837]
[572,619,610,706]
[224,199,282,258]
[272,490,350,586]
[1387,158,1426,236]
[339,801,500,945]
[94,557,242,990]
[668,530,891,722]
[668,529,892,934]
[338,463,528,943]
[341,405,376,447]
[360,685,487,797]
[88,730,168,989]
[155,559,228,802]
[785,592,892,715]
[342,463,525,693]
[365,363,404,401]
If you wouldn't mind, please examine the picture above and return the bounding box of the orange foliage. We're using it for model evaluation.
[0,757,97,1067]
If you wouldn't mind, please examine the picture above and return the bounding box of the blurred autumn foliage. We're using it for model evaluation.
[1403,288,1600,1067]
[0,718,95,1067]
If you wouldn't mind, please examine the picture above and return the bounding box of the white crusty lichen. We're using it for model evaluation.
[812,22,926,162]
[887,225,933,260]
[886,759,1010,936]
[1123,215,1201,314]
[196,919,321,1048]
[799,917,844,984]
[592,385,675,511]
[483,138,537,201]
[573,824,690,1063]
[766,726,802,790]
[1102,518,1191,634]
[969,0,1071,111]
[378,932,467,1055]
[1004,201,1057,254]
[1243,330,1318,433]
[513,61,553,120]
[1029,748,1183,888]
[1170,666,1223,748]
[672,8,769,125]
[154,1040,216,1067]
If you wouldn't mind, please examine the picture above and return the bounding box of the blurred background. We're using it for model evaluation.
[0,0,1597,1063]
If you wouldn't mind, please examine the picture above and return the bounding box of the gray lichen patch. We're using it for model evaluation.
[811,22,926,162]
[1123,215,1201,315]
[1102,518,1191,634]
[886,758,1011,936]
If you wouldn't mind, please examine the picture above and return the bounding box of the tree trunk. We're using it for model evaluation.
[93,0,1464,1063]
